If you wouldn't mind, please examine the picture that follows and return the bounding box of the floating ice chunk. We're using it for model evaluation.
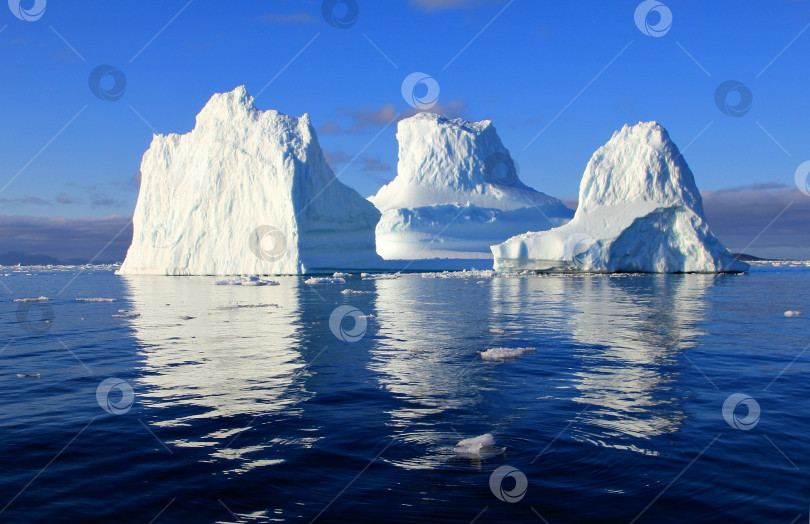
[361,272,400,280]
[219,300,280,310]
[216,276,279,286]
[16,373,40,379]
[784,310,803,317]
[453,433,501,459]
[13,296,50,302]
[488,328,507,335]
[75,297,117,302]
[341,289,372,295]
[480,347,536,360]
[112,311,141,318]
[420,269,498,279]
[304,277,345,284]
[333,272,350,279]
[241,279,277,286]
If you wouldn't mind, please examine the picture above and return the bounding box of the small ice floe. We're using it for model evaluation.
[358,313,376,320]
[13,296,50,302]
[784,310,803,317]
[112,309,140,318]
[480,347,536,361]
[361,272,400,280]
[243,275,279,286]
[333,272,351,279]
[488,328,507,335]
[421,270,497,280]
[219,300,280,309]
[341,289,372,295]
[16,373,40,379]
[304,277,345,284]
[453,433,503,459]
[75,297,117,302]
[216,276,279,286]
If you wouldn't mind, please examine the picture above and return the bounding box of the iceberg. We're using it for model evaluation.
[368,113,573,260]
[118,86,382,275]
[491,121,748,273]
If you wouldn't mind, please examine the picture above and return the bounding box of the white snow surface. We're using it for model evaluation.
[491,122,749,273]
[118,86,382,276]
[369,113,573,259]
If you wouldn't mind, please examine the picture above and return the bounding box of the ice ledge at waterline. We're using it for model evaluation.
[117,86,382,275]
[491,121,749,273]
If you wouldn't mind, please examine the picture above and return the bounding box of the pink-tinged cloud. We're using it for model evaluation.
[409,0,505,11]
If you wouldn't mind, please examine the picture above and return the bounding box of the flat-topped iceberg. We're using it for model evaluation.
[368,113,573,259]
[118,86,382,275]
[491,122,748,273]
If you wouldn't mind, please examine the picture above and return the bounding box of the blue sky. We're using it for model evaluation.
[1,0,809,259]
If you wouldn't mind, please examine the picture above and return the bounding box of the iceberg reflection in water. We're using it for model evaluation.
[121,272,714,474]
[121,275,315,473]
[564,274,712,452]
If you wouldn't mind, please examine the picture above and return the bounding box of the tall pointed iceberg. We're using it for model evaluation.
[368,113,573,259]
[118,86,382,275]
[491,121,748,273]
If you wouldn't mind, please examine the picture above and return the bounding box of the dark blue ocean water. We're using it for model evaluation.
[1,263,809,523]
